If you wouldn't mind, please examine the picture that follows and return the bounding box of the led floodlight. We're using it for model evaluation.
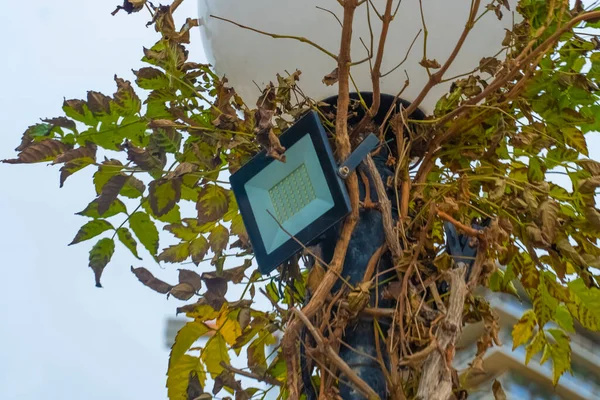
[230,111,351,275]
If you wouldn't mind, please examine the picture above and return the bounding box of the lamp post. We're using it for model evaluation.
[197,1,516,398]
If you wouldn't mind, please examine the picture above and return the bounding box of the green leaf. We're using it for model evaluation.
[533,281,557,328]
[158,242,190,263]
[134,67,171,90]
[117,227,141,259]
[209,225,229,254]
[149,178,182,217]
[164,223,198,241]
[189,236,210,265]
[528,157,544,182]
[554,304,575,333]
[151,127,182,153]
[567,279,600,330]
[563,127,588,156]
[201,332,230,379]
[120,176,146,199]
[525,330,547,365]
[59,158,95,187]
[512,309,536,350]
[77,198,127,219]
[129,212,159,257]
[546,329,572,385]
[89,238,115,287]
[170,320,211,368]
[166,355,207,400]
[63,98,97,126]
[69,220,114,245]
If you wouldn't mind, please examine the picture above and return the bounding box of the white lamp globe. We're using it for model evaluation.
[197,0,517,115]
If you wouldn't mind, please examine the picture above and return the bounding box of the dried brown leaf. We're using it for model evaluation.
[131,266,173,294]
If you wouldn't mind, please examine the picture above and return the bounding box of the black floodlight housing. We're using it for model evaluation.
[230,111,352,275]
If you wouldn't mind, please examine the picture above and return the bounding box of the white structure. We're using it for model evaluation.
[456,292,600,400]
[198,0,516,113]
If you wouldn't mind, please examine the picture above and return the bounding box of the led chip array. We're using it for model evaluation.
[269,164,316,223]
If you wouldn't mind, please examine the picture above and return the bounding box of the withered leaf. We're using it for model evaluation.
[202,277,227,310]
[213,371,240,396]
[382,281,402,300]
[42,116,76,131]
[577,159,600,176]
[60,158,95,187]
[237,308,251,331]
[479,57,502,76]
[87,91,112,116]
[187,370,204,400]
[419,58,441,69]
[178,269,202,292]
[307,262,326,293]
[169,282,196,301]
[2,140,71,164]
[53,143,97,164]
[579,176,600,194]
[492,380,507,400]
[538,200,560,244]
[221,260,252,284]
[125,141,166,172]
[526,223,549,248]
[131,266,172,294]
[322,68,339,86]
[112,0,146,15]
[98,175,129,216]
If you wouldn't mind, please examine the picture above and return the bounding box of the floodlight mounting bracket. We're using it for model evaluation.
[337,133,380,179]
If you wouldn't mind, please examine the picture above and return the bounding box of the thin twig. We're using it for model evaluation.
[351,0,396,137]
[437,210,484,238]
[220,362,283,387]
[292,308,381,400]
[380,29,422,78]
[316,6,343,28]
[210,15,338,60]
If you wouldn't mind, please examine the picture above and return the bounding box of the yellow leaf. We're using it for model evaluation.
[166,355,206,400]
[525,330,546,365]
[169,320,211,368]
[201,332,230,378]
[217,310,242,346]
[512,309,536,350]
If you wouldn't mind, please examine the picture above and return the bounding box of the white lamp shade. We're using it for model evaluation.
[198,0,517,114]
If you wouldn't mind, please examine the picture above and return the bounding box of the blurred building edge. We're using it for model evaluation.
[456,290,600,400]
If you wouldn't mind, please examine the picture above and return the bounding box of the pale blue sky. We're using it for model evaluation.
[0,1,206,399]
[2,1,600,400]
